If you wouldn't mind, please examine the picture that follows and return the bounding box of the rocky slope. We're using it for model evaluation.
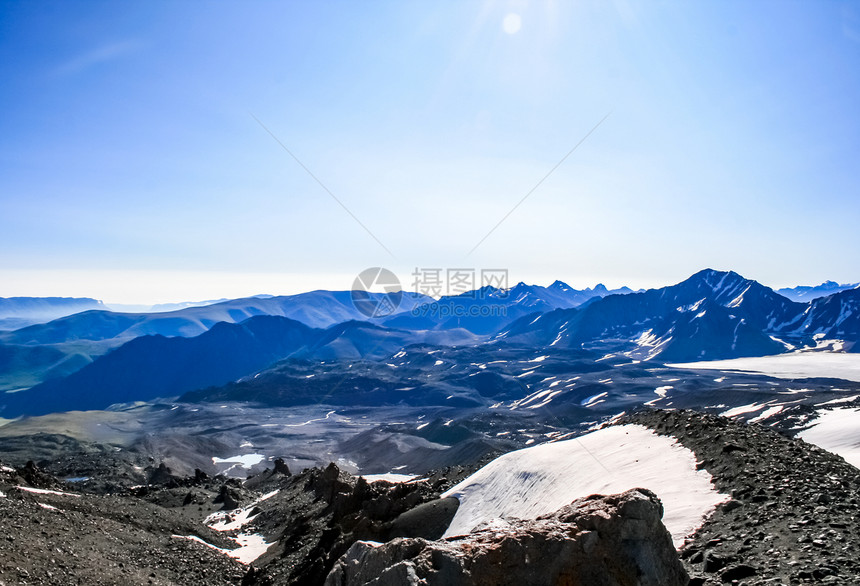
[0,462,246,585]
[623,409,860,585]
[3,408,860,585]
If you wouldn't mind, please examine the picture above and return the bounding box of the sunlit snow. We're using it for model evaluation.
[172,534,272,565]
[798,407,860,469]
[442,424,728,548]
[361,473,419,483]
[668,353,860,382]
[212,454,265,467]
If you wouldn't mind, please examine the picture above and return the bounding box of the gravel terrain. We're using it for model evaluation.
[624,409,860,585]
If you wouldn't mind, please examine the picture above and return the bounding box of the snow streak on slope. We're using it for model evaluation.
[798,408,860,469]
[667,353,860,382]
[441,424,728,548]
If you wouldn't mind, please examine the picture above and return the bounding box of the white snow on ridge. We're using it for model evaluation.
[667,353,860,382]
[441,424,728,548]
[798,408,860,469]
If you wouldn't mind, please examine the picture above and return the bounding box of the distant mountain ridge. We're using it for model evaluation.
[382,281,636,334]
[0,290,432,346]
[777,281,859,302]
[0,283,633,391]
[0,315,481,417]
[0,297,105,331]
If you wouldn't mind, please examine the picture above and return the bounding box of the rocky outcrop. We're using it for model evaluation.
[325,488,688,586]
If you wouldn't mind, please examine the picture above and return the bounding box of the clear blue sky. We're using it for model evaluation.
[1,1,858,303]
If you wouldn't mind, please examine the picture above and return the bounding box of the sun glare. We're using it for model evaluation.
[503,12,522,34]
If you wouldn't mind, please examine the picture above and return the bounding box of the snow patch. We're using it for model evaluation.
[581,392,608,407]
[749,405,784,423]
[668,353,860,383]
[17,486,81,498]
[817,395,860,407]
[720,403,767,418]
[173,534,273,565]
[212,454,265,467]
[361,473,419,483]
[798,408,860,469]
[206,490,279,532]
[441,424,728,548]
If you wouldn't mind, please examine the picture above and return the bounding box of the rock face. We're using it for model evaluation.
[325,488,688,586]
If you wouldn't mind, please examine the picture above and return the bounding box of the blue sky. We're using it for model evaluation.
[1,1,858,303]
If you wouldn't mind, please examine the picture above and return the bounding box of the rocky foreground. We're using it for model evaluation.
[623,410,860,585]
[1,409,859,585]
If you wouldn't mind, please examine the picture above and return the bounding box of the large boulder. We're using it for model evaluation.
[325,488,688,586]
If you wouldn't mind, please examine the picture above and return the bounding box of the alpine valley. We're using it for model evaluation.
[2,268,860,586]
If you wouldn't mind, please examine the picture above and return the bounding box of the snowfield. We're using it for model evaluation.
[798,407,860,469]
[442,424,729,548]
[668,352,860,382]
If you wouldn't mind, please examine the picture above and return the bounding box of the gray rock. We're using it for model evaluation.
[325,488,688,586]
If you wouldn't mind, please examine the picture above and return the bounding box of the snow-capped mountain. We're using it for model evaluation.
[498,269,828,361]
[482,280,636,310]
[782,288,860,351]
[381,281,636,335]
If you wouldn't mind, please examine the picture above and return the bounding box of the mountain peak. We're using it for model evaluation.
[688,268,745,292]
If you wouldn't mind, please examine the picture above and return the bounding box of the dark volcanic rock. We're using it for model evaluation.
[273,458,291,476]
[147,461,180,486]
[325,488,688,586]
[623,409,860,586]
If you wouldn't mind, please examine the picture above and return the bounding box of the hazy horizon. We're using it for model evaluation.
[0,266,854,307]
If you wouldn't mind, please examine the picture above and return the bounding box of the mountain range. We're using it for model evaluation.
[0,283,633,393]
[777,280,859,302]
[499,269,815,361]
[1,269,858,418]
